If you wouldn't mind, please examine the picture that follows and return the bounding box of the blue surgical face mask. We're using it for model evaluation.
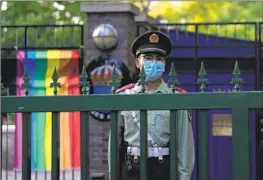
[143,60,165,81]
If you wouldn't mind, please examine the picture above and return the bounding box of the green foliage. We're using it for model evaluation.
[149,1,262,40]
[1,1,85,25]
[1,1,85,48]
[1,1,262,48]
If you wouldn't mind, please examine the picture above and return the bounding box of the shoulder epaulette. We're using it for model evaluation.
[1,113,7,120]
[168,84,188,93]
[116,83,135,94]
[175,86,187,93]
[171,86,191,122]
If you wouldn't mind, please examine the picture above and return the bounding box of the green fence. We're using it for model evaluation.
[1,62,263,180]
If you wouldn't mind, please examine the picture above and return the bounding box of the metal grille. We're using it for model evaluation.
[147,22,258,50]
[1,60,262,180]
[1,25,84,50]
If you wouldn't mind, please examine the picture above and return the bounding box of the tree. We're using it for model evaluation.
[131,0,152,15]
[1,1,86,48]
[1,1,85,25]
[1,0,262,48]
[148,1,262,40]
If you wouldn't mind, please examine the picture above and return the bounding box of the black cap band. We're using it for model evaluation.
[136,48,167,57]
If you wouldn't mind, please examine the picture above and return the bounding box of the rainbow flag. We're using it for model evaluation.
[15,50,81,171]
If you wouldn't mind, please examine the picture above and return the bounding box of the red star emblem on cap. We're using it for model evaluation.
[149,33,159,43]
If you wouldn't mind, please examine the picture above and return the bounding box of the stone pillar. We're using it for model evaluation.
[134,14,161,34]
[81,2,140,76]
[80,3,140,179]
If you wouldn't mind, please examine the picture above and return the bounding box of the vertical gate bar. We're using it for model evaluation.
[5,114,9,179]
[261,141,263,180]
[199,77,209,180]
[199,110,209,180]
[22,67,31,180]
[50,66,61,180]
[109,64,120,180]
[22,112,31,180]
[232,108,250,180]
[257,141,263,180]
[80,65,90,180]
[0,80,3,180]
[0,113,2,180]
[80,111,89,180]
[170,110,178,180]
[197,61,209,180]
[24,26,28,48]
[140,110,148,180]
[110,111,119,180]
[168,62,179,180]
[255,23,260,90]
[51,112,60,180]
[256,22,262,180]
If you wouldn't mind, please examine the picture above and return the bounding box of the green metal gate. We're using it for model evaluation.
[1,60,263,180]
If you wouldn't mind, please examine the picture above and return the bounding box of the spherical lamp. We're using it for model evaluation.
[92,24,118,51]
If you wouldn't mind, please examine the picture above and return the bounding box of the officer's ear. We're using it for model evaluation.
[135,57,141,69]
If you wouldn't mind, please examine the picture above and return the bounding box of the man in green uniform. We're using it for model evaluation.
[108,30,195,180]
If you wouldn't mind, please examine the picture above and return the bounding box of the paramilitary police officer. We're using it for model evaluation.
[108,30,195,180]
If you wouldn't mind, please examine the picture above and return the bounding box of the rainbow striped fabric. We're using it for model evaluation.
[15,50,81,171]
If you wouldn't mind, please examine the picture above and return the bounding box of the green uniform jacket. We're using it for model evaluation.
[108,80,195,180]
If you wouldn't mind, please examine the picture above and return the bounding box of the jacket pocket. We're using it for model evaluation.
[121,111,139,133]
[152,110,170,133]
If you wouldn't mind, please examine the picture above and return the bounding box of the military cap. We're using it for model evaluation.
[131,30,172,58]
